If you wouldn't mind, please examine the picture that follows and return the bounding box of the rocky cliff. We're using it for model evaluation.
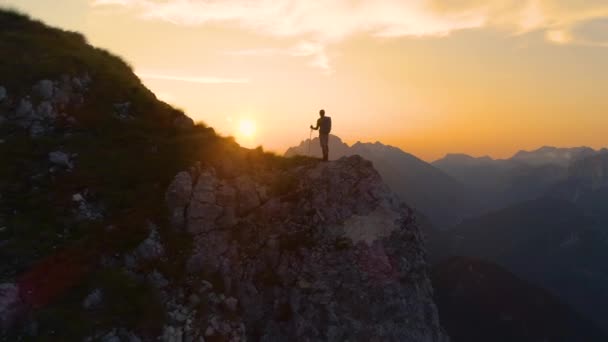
[161,155,448,341]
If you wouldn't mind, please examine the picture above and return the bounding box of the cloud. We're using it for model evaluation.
[136,71,250,84]
[226,41,331,72]
[93,0,608,69]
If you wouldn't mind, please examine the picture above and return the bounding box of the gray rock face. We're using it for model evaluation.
[0,86,6,102]
[168,155,449,341]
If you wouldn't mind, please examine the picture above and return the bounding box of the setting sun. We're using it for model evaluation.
[236,118,258,148]
[238,119,256,138]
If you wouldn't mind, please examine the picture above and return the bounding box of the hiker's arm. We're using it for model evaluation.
[310,119,320,130]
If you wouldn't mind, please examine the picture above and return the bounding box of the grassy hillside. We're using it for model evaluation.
[0,8,312,339]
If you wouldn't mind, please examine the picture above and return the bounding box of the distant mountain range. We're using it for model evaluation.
[286,137,608,229]
[285,135,480,227]
[433,257,607,342]
[433,146,608,212]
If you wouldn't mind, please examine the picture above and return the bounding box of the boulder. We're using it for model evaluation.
[29,121,46,138]
[82,288,103,310]
[33,80,54,100]
[16,98,33,117]
[48,151,73,169]
[134,226,164,260]
[36,101,55,119]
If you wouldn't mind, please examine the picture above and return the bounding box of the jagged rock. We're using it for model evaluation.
[224,297,238,312]
[173,156,449,341]
[72,193,85,202]
[0,283,22,330]
[36,101,55,119]
[82,288,103,310]
[73,195,103,221]
[48,151,73,169]
[234,175,260,215]
[147,270,169,289]
[162,326,184,342]
[173,115,195,131]
[29,121,45,138]
[15,98,34,127]
[199,280,213,293]
[0,86,6,102]
[133,225,164,261]
[166,171,193,228]
[33,80,54,100]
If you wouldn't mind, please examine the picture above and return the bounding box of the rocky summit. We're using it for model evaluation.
[164,155,448,341]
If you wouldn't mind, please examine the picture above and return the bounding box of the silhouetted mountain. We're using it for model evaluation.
[568,151,608,189]
[433,257,608,342]
[511,146,597,167]
[432,154,511,192]
[546,152,608,221]
[434,198,608,332]
[285,135,479,227]
[432,146,605,213]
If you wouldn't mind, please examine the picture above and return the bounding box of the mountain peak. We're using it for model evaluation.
[164,155,449,340]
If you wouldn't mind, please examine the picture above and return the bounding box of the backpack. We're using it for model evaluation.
[320,116,332,134]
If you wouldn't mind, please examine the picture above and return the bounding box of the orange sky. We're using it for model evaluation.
[5,0,608,161]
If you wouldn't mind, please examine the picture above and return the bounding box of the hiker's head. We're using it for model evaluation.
[319,109,325,117]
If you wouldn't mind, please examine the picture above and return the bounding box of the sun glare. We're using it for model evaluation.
[238,119,256,139]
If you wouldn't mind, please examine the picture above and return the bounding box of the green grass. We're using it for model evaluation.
[0,8,325,339]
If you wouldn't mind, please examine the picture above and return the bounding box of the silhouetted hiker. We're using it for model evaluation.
[310,109,332,161]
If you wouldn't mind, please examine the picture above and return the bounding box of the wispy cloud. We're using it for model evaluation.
[226,41,331,72]
[136,71,250,84]
[93,0,608,70]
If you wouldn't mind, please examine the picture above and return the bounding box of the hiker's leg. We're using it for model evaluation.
[320,134,329,161]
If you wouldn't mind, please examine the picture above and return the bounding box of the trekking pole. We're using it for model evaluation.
[308,128,312,156]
